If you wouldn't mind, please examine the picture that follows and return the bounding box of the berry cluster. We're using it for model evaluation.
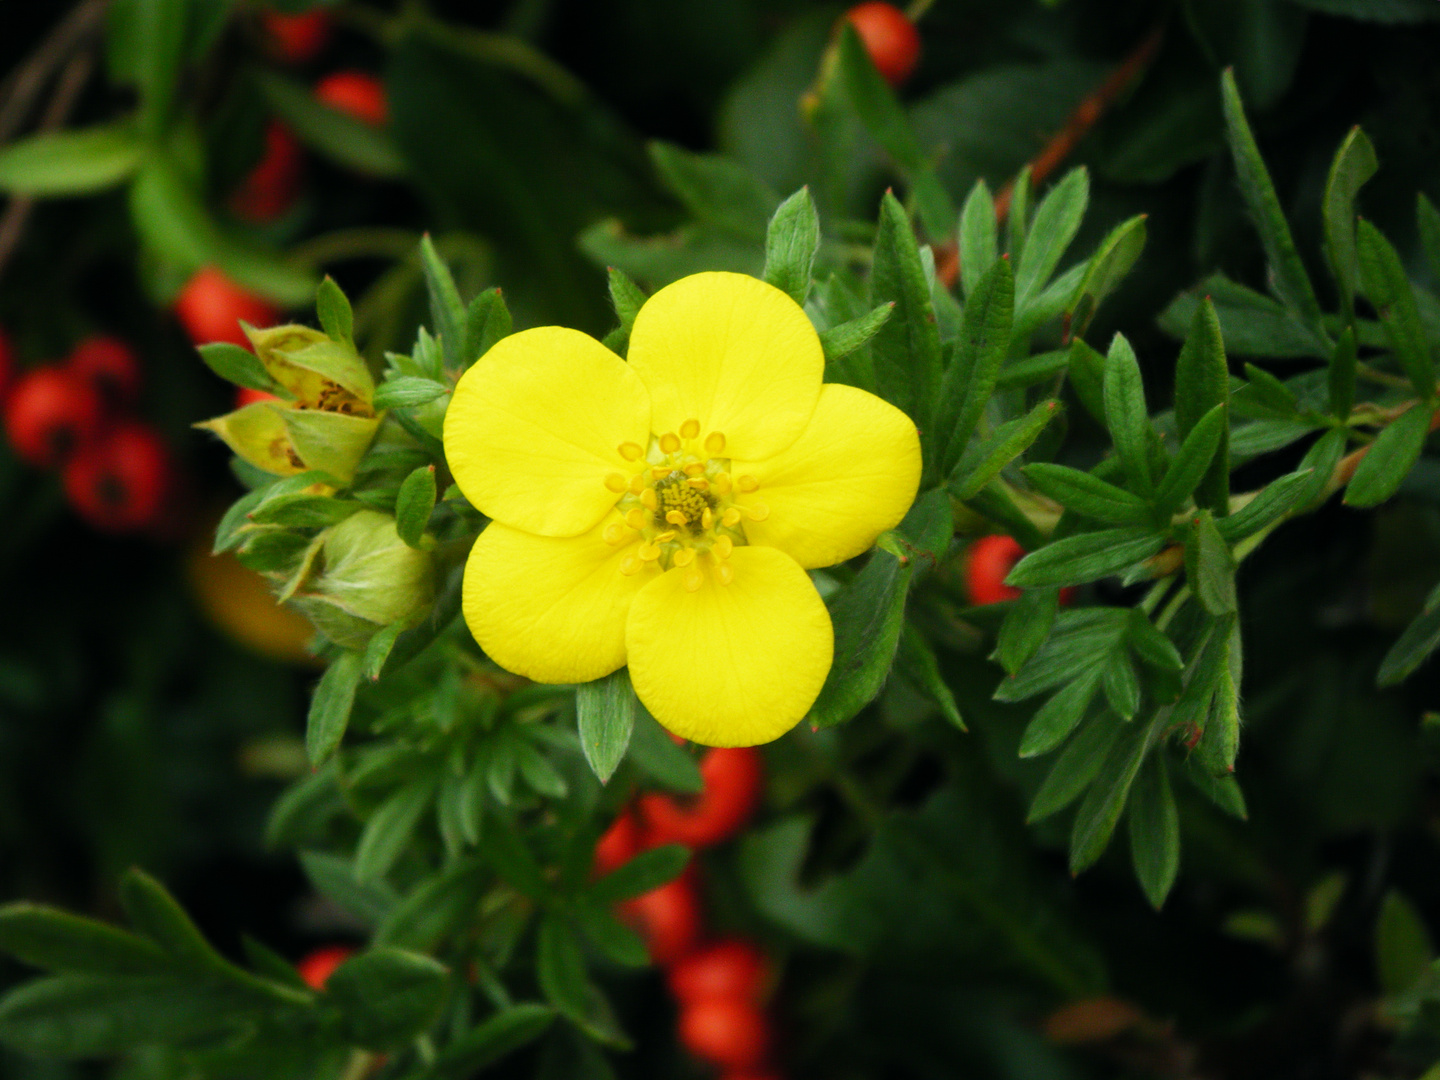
[599,747,783,1078]
[1,328,176,534]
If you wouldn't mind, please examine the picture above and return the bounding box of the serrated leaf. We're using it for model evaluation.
[1103,333,1154,493]
[316,276,354,344]
[1175,298,1231,515]
[1357,219,1435,400]
[819,303,894,362]
[1029,714,1123,823]
[306,651,363,765]
[993,586,1060,675]
[1345,404,1432,508]
[958,179,997,298]
[1322,126,1378,322]
[762,187,819,305]
[937,257,1014,476]
[808,550,913,729]
[1219,70,1325,337]
[1022,464,1153,525]
[1016,167,1088,307]
[576,669,637,785]
[949,399,1060,500]
[1006,528,1167,589]
[1127,755,1180,908]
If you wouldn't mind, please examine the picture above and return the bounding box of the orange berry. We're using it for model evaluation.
[843,2,921,87]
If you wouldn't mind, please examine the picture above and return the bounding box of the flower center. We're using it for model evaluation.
[599,419,770,592]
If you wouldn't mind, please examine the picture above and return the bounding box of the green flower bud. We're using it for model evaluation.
[244,324,376,414]
[196,402,380,482]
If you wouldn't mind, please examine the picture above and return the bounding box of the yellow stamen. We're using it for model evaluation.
[684,568,705,593]
[620,555,641,576]
[659,432,681,454]
[701,508,714,530]
[638,542,661,561]
[655,530,677,543]
[737,474,759,493]
[603,523,628,545]
[640,488,658,510]
[712,535,733,559]
[618,442,644,461]
[683,462,705,477]
[629,474,646,495]
[604,473,628,493]
[705,431,726,454]
[687,477,709,491]
[746,502,770,521]
[717,561,735,586]
[680,418,701,439]
[713,473,733,496]
[665,510,688,526]
[673,548,696,567]
[625,508,647,530]
[652,466,671,480]
[721,507,742,527]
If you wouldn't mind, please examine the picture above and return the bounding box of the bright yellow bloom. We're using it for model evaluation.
[443,272,921,747]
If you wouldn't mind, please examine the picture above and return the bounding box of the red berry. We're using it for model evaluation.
[616,873,701,966]
[667,939,769,1006]
[62,421,173,533]
[677,997,773,1071]
[314,71,388,126]
[235,386,280,409]
[67,335,141,412]
[843,2,921,87]
[296,945,353,990]
[639,747,763,849]
[260,9,331,64]
[594,807,644,877]
[4,366,103,467]
[174,268,279,348]
[965,533,1024,605]
[230,121,303,223]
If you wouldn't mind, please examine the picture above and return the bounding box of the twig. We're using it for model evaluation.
[0,0,111,143]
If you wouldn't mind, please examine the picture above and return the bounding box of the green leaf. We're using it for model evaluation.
[255,70,406,177]
[808,551,913,729]
[1174,297,1232,514]
[1067,338,1107,424]
[994,610,1128,702]
[1029,715,1123,823]
[1419,193,1440,288]
[419,235,467,371]
[1070,722,1149,873]
[1215,466,1316,543]
[1022,464,1153,526]
[117,869,228,978]
[1102,652,1142,720]
[1016,168,1088,307]
[962,482,1043,552]
[515,740,566,800]
[1183,756,1248,819]
[957,179,998,299]
[994,348,1069,389]
[463,287,512,367]
[1322,126,1379,321]
[373,376,449,410]
[1378,581,1440,687]
[1067,214,1147,336]
[993,587,1060,675]
[1330,326,1358,419]
[819,303,894,362]
[1219,69,1325,337]
[537,915,628,1047]
[1154,403,1227,514]
[197,342,278,394]
[306,651,363,765]
[587,845,690,905]
[0,906,167,976]
[937,257,1015,476]
[571,903,650,968]
[648,141,777,240]
[424,1004,555,1080]
[136,0,187,139]
[1376,891,1434,995]
[895,625,965,730]
[299,851,398,926]
[1240,363,1299,416]
[395,465,437,548]
[870,192,944,462]
[1186,510,1238,616]
[326,949,449,1051]
[949,399,1060,500]
[1126,610,1184,672]
[1357,219,1435,400]
[575,669,638,785]
[1345,404,1432,508]
[1007,166,1032,263]
[316,277,355,344]
[1158,274,1326,360]
[1286,0,1440,24]
[1127,755,1180,908]
[762,187,819,304]
[0,124,142,196]
[354,778,438,883]
[1006,529,1167,589]
[627,707,703,794]
[1018,669,1102,758]
[1103,333,1154,494]
[1195,660,1241,778]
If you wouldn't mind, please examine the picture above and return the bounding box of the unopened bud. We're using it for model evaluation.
[196,401,379,481]
[244,324,375,413]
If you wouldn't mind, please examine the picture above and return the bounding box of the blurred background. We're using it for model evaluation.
[3,1,1440,1077]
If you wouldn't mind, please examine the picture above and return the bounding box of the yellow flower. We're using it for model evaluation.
[443,272,921,747]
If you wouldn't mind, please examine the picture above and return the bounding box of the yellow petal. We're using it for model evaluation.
[445,327,651,537]
[626,546,832,747]
[627,272,823,460]
[731,384,921,569]
[462,518,654,683]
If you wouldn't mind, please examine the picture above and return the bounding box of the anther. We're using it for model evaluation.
[737,474,759,493]
[620,555,641,576]
[625,508,648,531]
[628,474,646,495]
[640,488,658,510]
[603,523,628,545]
[683,462,705,477]
[659,432,681,454]
[701,508,714,530]
[717,562,735,586]
[684,568,705,593]
[680,418,701,439]
[655,530,677,543]
[721,507,742,528]
[745,502,770,521]
[618,442,644,461]
[712,535,733,559]
[638,543,661,562]
[652,466,671,480]
[705,431,726,454]
[713,472,732,496]
[687,477,709,491]
[604,473,628,493]
[673,548,696,567]
[665,510,688,526]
